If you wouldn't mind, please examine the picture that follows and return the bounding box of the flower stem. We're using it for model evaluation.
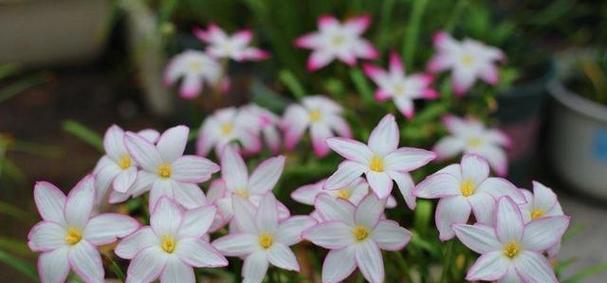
[440,240,455,283]
[393,251,414,283]
[403,0,429,67]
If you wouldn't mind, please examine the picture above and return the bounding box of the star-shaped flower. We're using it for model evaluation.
[164,50,223,99]
[194,24,269,62]
[196,107,262,157]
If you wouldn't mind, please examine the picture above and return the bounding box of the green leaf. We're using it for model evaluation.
[349,68,374,105]
[0,201,34,223]
[0,249,38,282]
[279,70,306,100]
[562,262,607,283]
[62,120,103,152]
[0,237,32,257]
[0,73,47,104]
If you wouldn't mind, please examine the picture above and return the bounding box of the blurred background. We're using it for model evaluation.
[1,0,607,282]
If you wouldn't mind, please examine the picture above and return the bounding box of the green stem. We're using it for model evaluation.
[440,241,455,283]
[393,252,414,283]
[403,0,429,67]
[445,0,468,32]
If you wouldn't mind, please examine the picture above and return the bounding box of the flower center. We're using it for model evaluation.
[160,235,177,253]
[467,137,483,148]
[190,61,203,72]
[157,164,172,178]
[503,241,521,259]
[309,110,322,122]
[258,233,274,249]
[118,154,132,170]
[460,179,476,197]
[352,225,370,242]
[531,209,545,220]
[369,156,385,172]
[221,123,234,136]
[330,35,345,47]
[335,188,351,200]
[394,83,406,96]
[64,227,83,246]
[460,54,475,66]
[234,188,250,199]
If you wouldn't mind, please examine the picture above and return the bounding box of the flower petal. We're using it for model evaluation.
[212,233,259,256]
[242,251,269,283]
[179,205,216,238]
[68,241,104,283]
[38,246,70,283]
[496,197,524,243]
[478,177,525,204]
[232,197,258,233]
[172,182,207,210]
[303,221,354,249]
[368,114,399,155]
[366,171,393,199]
[469,192,497,225]
[384,148,436,172]
[355,240,384,283]
[65,176,95,229]
[113,167,137,193]
[372,220,411,250]
[34,182,66,225]
[276,216,317,246]
[314,194,355,224]
[388,171,417,209]
[354,193,385,228]
[256,193,279,233]
[115,227,159,259]
[28,222,66,252]
[452,224,501,254]
[268,243,299,271]
[84,214,139,245]
[532,181,558,211]
[125,132,163,172]
[157,125,189,163]
[125,247,167,283]
[433,137,465,160]
[291,180,324,205]
[221,145,249,192]
[466,251,510,281]
[248,156,285,194]
[414,173,460,198]
[436,196,472,240]
[175,238,227,267]
[160,257,195,283]
[514,251,558,283]
[461,154,490,186]
[322,247,357,283]
[521,216,570,252]
[150,197,184,236]
[103,125,127,160]
[171,156,220,183]
[325,161,367,191]
[310,124,334,157]
[326,137,373,164]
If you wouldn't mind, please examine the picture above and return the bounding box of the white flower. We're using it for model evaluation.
[303,193,411,283]
[363,52,437,118]
[213,194,316,283]
[194,24,269,62]
[196,107,262,157]
[238,104,282,153]
[116,197,227,283]
[164,50,222,99]
[433,115,511,176]
[325,114,435,208]
[414,154,525,240]
[453,196,569,283]
[427,31,504,95]
[28,176,139,283]
[281,95,351,157]
[123,125,220,210]
[295,15,378,71]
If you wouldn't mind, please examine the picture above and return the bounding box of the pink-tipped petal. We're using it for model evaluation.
[436,196,472,241]
[65,176,96,229]
[495,197,524,243]
[355,240,384,283]
[249,156,285,194]
[414,173,460,198]
[34,181,66,225]
[521,216,570,251]
[372,220,411,250]
[171,156,219,183]
[157,125,189,163]
[325,161,367,191]
[38,247,70,283]
[389,51,404,75]
[175,238,228,268]
[267,244,299,271]
[466,251,510,281]
[368,114,399,155]
[68,241,104,283]
[452,224,501,253]
[322,247,357,283]
[84,214,139,246]
[303,221,354,249]
[326,137,373,164]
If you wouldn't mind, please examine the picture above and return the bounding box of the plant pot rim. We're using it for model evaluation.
[548,78,607,123]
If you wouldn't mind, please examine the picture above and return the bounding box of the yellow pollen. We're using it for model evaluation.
[190,61,203,72]
[160,235,177,253]
[369,156,384,172]
[258,233,274,249]
[467,137,483,148]
[330,35,345,47]
[64,227,83,246]
[531,209,545,220]
[335,188,352,200]
[503,241,521,259]
[460,54,475,66]
[235,189,250,199]
[117,154,132,169]
[309,110,322,122]
[352,225,370,241]
[157,164,172,178]
[221,123,234,136]
[460,179,475,197]
[394,83,406,96]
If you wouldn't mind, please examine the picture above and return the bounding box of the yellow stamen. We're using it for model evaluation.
[221,123,234,136]
[460,54,475,66]
[330,35,345,47]
[394,83,406,96]
[160,235,177,253]
[531,209,545,220]
[157,164,172,178]
[235,189,250,199]
[369,156,385,172]
[190,61,203,72]
[460,179,475,197]
[352,225,370,242]
[117,154,132,170]
[64,227,82,246]
[467,137,483,148]
[309,110,322,122]
[503,241,521,259]
[258,233,274,249]
[335,188,352,200]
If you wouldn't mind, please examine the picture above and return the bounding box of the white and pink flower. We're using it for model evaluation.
[363,52,437,118]
[281,95,351,157]
[433,115,511,176]
[453,196,569,283]
[238,104,282,153]
[122,125,219,210]
[116,197,227,283]
[414,154,524,240]
[164,50,223,99]
[196,107,262,157]
[303,193,411,283]
[427,31,504,95]
[194,24,269,62]
[28,176,139,283]
[93,126,159,206]
[291,177,397,209]
[295,15,378,71]
[213,194,316,283]
[325,114,435,209]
